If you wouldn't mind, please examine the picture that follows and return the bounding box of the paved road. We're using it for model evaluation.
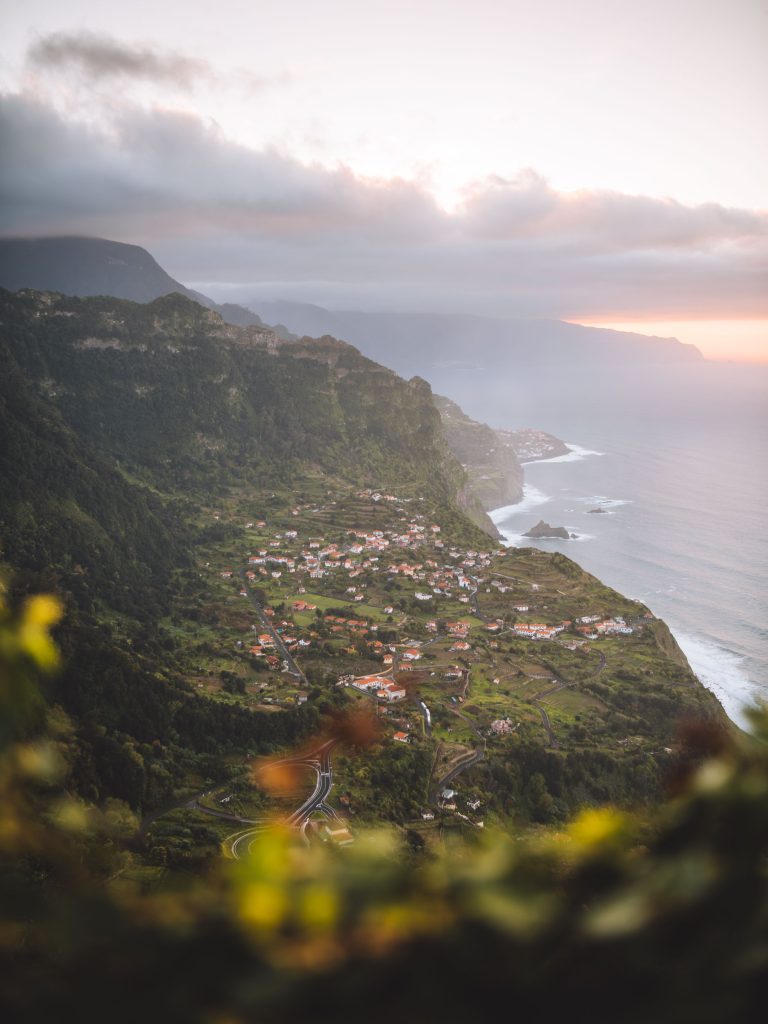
[534,702,559,749]
[239,570,308,685]
[225,739,340,858]
[419,699,432,736]
[467,577,482,620]
[227,821,273,859]
[434,747,486,795]
[285,740,340,828]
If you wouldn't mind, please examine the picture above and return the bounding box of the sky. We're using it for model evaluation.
[1,0,766,360]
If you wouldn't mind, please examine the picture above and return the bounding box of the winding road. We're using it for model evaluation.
[224,739,340,858]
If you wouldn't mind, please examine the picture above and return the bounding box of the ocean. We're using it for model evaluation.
[453,360,767,729]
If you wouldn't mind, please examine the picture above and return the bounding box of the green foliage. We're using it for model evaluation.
[338,742,434,822]
[1,605,767,1022]
[0,291,489,531]
[0,288,492,814]
[478,739,665,821]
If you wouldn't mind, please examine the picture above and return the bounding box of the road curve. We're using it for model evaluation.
[225,739,340,859]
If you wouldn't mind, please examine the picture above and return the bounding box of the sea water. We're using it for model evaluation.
[455,360,767,729]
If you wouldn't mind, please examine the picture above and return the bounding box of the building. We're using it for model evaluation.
[321,824,354,847]
[350,675,385,693]
[446,621,470,636]
[377,683,406,702]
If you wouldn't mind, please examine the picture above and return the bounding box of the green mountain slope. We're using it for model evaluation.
[0,235,279,329]
[0,290,492,533]
[0,288,726,831]
[0,288,497,808]
[434,393,525,508]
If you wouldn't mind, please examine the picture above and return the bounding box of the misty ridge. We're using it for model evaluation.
[0,233,716,443]
[0,234,702,409]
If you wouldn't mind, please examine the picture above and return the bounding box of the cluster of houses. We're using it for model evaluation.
[347,674,407,702]
[576,615,634,638]
[224,496,505,605]
[513,621,567,640]
[508,614,635,642]
[218,493,643,700]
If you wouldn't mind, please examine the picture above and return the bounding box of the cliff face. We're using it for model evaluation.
[433,395,524,510]
[648,619,696,671]
[0,289,497,549]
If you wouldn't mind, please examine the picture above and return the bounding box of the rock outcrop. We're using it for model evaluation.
[523,520,572,539]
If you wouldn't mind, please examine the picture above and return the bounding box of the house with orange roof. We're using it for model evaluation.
[446,621,470,636]
[377,683,406,702]
[350,675,385,693]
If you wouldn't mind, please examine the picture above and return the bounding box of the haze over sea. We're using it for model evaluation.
[455,360,767,729]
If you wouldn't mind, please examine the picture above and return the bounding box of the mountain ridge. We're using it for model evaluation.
[0,236,295,334]
[237,299,704,380]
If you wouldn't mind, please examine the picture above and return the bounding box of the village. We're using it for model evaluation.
[162,480,687,840]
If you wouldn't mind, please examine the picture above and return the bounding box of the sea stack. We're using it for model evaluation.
[523,520,571,539]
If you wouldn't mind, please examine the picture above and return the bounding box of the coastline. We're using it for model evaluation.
[488,443,759,731]
[520,442,604,466]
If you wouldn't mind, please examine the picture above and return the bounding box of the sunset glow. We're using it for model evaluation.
[571,319,768,363]
[2,0,766,362]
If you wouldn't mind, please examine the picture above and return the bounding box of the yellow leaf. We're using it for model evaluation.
[567,807,628,849]
[24,595,63,629]
[239,882,288,930]
[18,626,59,671]
[299,883,338,930]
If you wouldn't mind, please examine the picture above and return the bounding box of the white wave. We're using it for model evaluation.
[490,484,550,524]
[494,529,531,548]
[494,529,595,548]
[674,632,763,731]
[490,486,597,548]
[523,442,604,465]
[578,494,631,508]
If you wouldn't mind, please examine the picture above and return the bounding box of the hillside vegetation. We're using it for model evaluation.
[0,288,726,838]
[0,596,765,1022]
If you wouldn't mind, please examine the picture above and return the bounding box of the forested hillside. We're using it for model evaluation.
[0,288,493,812]
[434,393,525,508]
[1,289,491,524]
[0,288,727,832]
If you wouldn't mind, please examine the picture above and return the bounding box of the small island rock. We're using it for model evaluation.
[523,520,571,540]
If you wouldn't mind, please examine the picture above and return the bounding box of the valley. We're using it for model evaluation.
[0,286,726,870]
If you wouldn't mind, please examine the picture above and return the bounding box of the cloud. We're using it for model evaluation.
[28,31,212,88]
[0,90,765,320]
[457,171,767,252]
[26,31,285,95]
